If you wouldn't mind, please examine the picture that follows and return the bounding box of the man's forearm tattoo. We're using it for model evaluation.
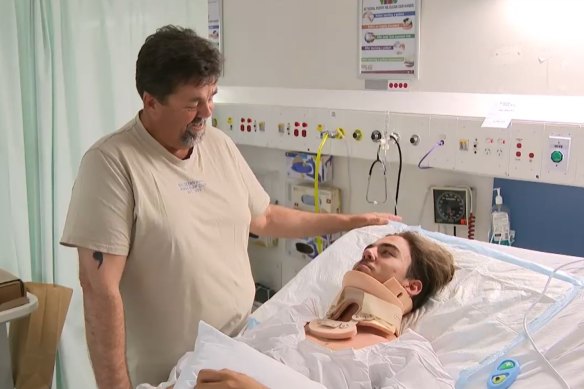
[93,251,104,269]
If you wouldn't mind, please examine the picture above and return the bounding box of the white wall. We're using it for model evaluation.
[221,0,584,95]
[218,0,584,288]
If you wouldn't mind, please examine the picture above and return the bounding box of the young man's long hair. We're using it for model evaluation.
[394,231,455,311]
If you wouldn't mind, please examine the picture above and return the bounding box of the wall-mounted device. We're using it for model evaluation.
[286,151,333,183]
[545,135,571,174]
[289,235,335,260]
[432,186,472,225]
[213,103,584,189]
[291,183,341,214]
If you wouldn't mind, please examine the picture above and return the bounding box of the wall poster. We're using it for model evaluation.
[208,0,223,52]
[359,0,420,79]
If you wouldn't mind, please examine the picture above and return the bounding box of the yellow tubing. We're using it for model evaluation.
[314,132,329,254]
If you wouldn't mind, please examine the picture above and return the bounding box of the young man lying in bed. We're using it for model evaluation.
[305,230,454,351]
[148,231,455,389]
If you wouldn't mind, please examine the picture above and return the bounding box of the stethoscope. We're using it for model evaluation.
[366,143,388,205]
[365,114,402,213]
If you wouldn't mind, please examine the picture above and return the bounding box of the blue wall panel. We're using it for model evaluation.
[493,178,584,257]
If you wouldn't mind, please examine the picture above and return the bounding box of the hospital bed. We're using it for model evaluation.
[250,223,584,389]
[166,222,584,389]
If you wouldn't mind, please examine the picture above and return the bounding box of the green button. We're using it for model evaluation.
[551,150,563,163]
[499,361,515,370]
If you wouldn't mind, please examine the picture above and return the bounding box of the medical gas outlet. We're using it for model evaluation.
[327,128,345,139]
[319,127,345,139]
[389,132,400,144]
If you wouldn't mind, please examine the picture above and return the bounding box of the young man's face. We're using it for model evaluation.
[147,82,217,153]
[353,235,412,285]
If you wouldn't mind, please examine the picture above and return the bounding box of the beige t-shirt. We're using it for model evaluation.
[61,114,270,385]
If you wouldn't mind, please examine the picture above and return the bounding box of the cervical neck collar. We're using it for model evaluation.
[307,270,413,340]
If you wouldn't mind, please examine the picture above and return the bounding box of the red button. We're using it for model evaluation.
[516,151,521,157]
[517,143,522,148]
[247,125,251,132]
[389,83,394,88]
[302,122,308,128]
[295,122,300,127]
[404,83,408,88]
[301,130,307,137]
[294,129,299,137]
[399,83,403,88]
[240,124,244,131]
[529,152,535,158]
[241,118,245,123]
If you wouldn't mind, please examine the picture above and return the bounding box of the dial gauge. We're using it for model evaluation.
[432,188,469,225]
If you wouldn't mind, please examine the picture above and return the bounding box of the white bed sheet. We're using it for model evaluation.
[252,223,584,389]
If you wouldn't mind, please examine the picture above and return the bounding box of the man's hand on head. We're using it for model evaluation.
[352,212,402,228]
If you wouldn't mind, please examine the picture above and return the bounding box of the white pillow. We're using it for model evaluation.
[174,321,326,389]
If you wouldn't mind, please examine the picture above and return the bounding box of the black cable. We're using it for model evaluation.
[390,135,402,216]
[453,226,457,237]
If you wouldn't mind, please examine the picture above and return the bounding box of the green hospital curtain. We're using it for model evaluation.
[0,0,32,282]
[0,1,208,387]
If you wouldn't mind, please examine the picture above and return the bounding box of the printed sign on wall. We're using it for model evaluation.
[359,0,420,79]
[208,0,222,52]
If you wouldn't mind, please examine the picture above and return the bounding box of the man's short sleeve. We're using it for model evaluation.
[60,149,134,256]
[227,141,270,218]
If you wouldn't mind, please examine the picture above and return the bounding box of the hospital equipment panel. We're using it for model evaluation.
[213,103,584,188]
